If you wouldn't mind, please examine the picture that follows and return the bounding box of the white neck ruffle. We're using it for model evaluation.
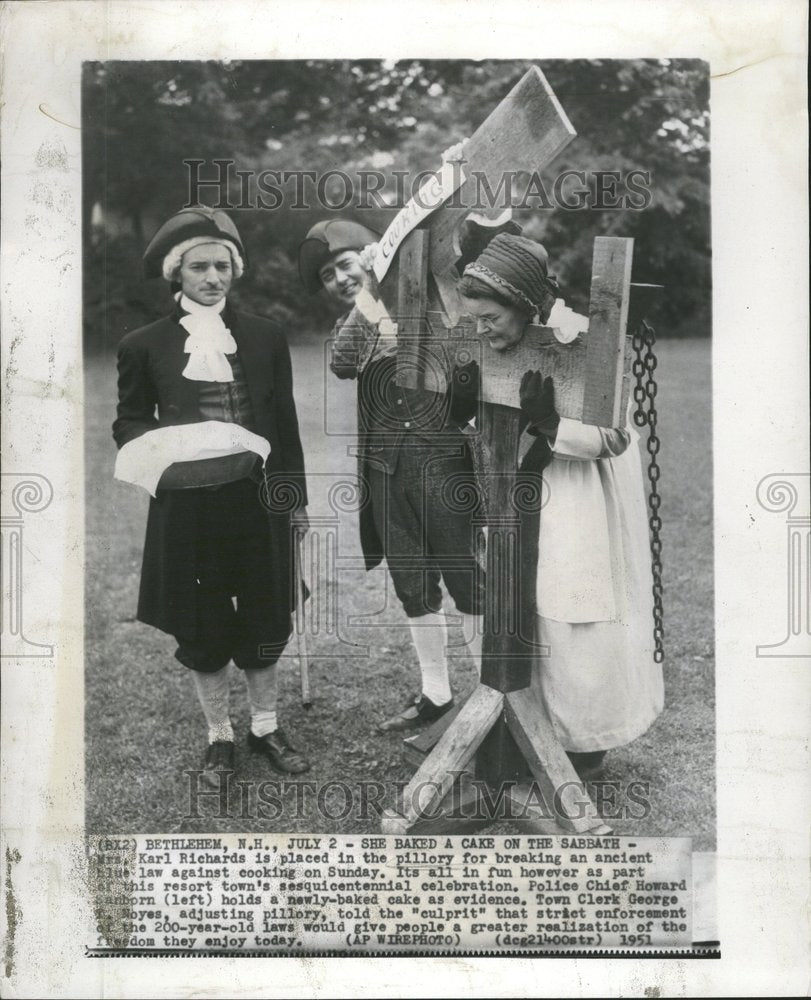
[177,294,237,382]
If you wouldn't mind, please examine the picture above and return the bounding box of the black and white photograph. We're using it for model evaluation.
[74,54,720,956]
[84,58,714,845]
[1,0,808,994]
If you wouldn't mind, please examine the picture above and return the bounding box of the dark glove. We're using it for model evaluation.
[519,371,560,440]
[448,360,480,425]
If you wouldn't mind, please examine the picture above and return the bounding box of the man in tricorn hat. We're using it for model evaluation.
[299,218,486,732]
[113,206,310,780]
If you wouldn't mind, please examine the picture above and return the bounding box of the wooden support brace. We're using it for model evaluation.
[393,779,494,836]
[380,684,503,833]
[401,692,470,767]
[506,784,613,837]
[504,687,609,834]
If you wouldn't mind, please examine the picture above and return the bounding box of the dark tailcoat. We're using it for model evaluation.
[113,301,307,642]
[329,309,476,574]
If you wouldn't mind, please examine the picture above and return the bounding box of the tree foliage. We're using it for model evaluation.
[83,58,710,344]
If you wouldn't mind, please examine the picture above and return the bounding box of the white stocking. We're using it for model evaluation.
[192,666,234,743]
[409,612,452,705]
[245,664,279,737]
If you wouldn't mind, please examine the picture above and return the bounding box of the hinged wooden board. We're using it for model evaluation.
[428,66,577,276]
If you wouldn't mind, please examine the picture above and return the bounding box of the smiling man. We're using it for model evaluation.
[317,248,369,308]
[297,218,377,306]
[299,218,487,733]
[113,206,311,783]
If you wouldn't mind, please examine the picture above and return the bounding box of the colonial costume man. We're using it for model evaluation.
[113,206,310,779]
[457,233,665,776]
[299,219,486,731]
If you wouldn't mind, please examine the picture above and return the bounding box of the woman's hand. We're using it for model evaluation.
[519,371,560,440]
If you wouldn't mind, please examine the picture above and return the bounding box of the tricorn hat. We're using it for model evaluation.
[142,206,247,279]
[298,219,379,294]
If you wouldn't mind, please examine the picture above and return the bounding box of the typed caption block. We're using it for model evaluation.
[88,834,692,953]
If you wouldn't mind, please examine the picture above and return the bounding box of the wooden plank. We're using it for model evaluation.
[504,687,608,833]
[506,784,612,836]
[395,229,429,390]
[474,322,588,417]
[431,269,462,327]
[397,780,493,836]
[582,236,633,427]
[445,320,633,425]
[401,692,469,766]
[478,404,533,694]
[429,66,577,276]
[387,685,503,830]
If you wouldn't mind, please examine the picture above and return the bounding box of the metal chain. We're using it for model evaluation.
[632,319,665,663]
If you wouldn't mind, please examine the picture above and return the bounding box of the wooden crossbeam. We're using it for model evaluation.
[402,692,469,767]
[454,236,635,427]
[504,687,608,834]
[380,685,503,833]
[506,784,613,836]
[395,779,494,836]
[472,322,588,416]
[395,237,637,429]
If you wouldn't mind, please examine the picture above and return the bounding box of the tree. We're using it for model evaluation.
[83,58,710,344]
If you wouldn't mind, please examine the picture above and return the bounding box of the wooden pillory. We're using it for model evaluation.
[359,67,656,835]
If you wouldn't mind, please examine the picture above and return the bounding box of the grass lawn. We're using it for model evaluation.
[85,333,714,849]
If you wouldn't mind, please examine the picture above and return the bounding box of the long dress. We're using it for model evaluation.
[531,410,665,752]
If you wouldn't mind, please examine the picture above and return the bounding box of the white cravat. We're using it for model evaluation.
[178,293,238,382]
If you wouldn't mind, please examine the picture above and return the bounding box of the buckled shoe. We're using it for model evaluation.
[378,693,455,733]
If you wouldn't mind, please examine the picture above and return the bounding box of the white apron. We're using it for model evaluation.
[532,415,665,751]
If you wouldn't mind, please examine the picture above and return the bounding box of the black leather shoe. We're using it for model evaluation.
[378,693,454,732]
[247,727,310,774]
[201,740,235,786]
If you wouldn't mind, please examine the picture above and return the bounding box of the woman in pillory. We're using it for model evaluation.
[457,233,664,777]
[113,206,310,781]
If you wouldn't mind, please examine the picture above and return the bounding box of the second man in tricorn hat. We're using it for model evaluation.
[299,217,486,732]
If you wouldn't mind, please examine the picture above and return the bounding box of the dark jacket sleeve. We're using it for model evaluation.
[112,336,159,449]
[272,330,308,508]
